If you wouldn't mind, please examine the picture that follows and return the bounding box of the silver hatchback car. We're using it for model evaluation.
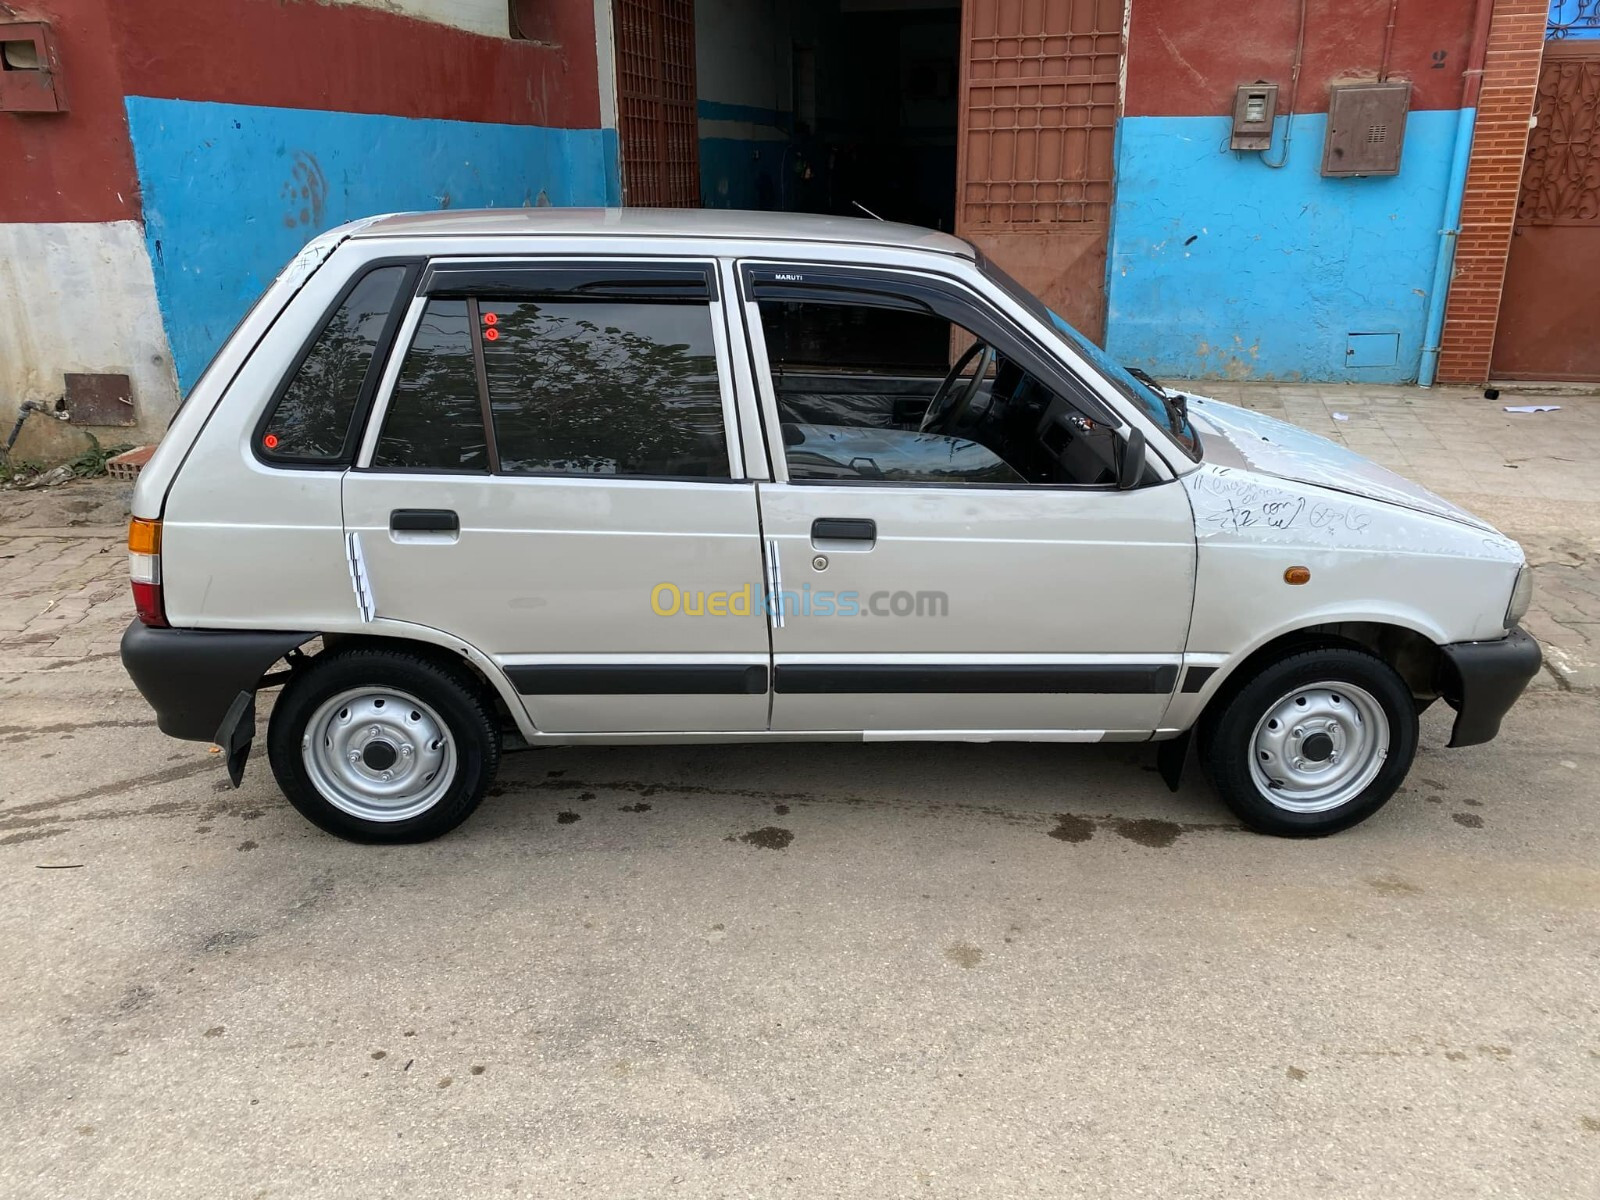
[121,209,1539,843]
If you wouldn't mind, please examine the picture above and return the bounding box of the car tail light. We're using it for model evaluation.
[128,517,167,627]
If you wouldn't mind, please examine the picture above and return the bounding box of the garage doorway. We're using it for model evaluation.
[644,0,1124,357]
[693,0,962,232]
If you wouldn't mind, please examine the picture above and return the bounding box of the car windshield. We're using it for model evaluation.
[976,253,1201,460]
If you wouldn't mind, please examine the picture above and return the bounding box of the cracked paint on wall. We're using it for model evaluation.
[124,97,618,392]
[1104,111,1464,384]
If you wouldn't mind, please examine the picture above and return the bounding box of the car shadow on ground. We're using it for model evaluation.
[477,737,1239,849]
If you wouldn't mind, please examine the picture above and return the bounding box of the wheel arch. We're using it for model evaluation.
[1197,620,1446,733]
[316,626,531,744]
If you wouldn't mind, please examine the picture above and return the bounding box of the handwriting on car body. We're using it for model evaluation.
[1191,470,1371,537]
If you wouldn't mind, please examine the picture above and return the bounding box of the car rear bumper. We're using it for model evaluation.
[121,621,310,742]
[1438,626,1542,748]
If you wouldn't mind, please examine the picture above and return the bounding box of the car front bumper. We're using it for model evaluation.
[1438,625,1542,748]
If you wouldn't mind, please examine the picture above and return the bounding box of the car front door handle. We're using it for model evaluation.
[390,509,459,534]
[811,518,876,544]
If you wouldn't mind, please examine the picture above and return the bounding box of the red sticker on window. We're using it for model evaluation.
[263,433,280,450]
[483,312,498,326]
[484,328,500,341]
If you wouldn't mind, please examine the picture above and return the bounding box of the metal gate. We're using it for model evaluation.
[1492,38,1600,380]
[614,0,701,207]
[955,0,1123,341]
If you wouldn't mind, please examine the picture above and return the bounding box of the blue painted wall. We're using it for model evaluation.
[124,97,619,392]
[1104,110,1465,384]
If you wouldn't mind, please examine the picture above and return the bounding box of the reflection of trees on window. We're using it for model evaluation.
[482,301,727,477]
[264,266,405,460]
[373,300,488,471]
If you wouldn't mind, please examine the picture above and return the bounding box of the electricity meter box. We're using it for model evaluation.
[1322,81,1411,177]
[1230,83,1279,151]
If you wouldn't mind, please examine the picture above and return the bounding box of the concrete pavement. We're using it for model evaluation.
[1,385,1598,1198]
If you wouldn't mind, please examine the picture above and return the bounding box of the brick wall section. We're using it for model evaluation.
[1436,0,1549,383]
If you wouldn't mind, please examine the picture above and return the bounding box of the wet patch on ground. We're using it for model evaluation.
[945,941,983,969]
[734,826,792,850]
[1047,812,1234,847]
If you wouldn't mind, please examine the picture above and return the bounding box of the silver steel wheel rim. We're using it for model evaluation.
[301,688,456,823]
[1247,682,1390,814]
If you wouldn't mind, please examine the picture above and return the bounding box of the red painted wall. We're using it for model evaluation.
[1125,0,1479,117]
[0,0,141,222]
[109,0,601,129]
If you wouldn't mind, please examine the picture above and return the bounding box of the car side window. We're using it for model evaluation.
[373,299,490,472]
[754,287,1121,489]
[260,265,408,462]
[482,299,728,477]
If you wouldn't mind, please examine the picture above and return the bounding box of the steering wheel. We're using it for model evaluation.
[920,340,996,435]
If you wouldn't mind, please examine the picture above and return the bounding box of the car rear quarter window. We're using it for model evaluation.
[373,299,490,471]
[260,265,407,462]
[480,300,728,477]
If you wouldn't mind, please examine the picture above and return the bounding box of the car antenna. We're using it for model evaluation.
[851,200,885,221]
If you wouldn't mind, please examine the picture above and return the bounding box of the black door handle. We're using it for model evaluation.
[390,509,459,534]
[812,517,876,542]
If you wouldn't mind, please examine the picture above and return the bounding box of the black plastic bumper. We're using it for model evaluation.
[120,621,310,743]
[1438,626,1542,748]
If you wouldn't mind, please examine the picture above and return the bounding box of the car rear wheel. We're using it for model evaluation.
[1200,647,1418,837]
[267,648,500,843]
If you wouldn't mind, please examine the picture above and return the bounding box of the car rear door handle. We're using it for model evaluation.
[811,518,876,544]
[390,509,459,534]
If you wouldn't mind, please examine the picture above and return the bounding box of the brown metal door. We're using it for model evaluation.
[956,0,1123,342]
[1492,40,1600,381]
[614,0,701,207]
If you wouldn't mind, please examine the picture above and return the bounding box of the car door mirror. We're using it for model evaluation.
[1117,427,1146,490]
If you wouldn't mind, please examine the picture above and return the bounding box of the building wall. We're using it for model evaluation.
[340,0,510,37]
[112,0,615,394]
[1106,0,1480,384]
[1435,0,1555,383]
[0,0,178,440]
[1,0,617,436]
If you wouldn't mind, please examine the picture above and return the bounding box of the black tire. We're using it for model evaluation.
[1198,647,1418,838]
[267,647,500,844]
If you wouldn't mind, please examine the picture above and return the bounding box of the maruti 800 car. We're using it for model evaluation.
[120,210,1540,843]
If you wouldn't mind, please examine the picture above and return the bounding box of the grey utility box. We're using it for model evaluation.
[1322,81,1411,176]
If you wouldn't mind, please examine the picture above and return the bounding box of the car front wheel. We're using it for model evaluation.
[1200,647,1418,837]
[267,648,501,843]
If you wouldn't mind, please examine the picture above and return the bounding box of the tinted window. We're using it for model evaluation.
[373,299,489,471]
[480,300,728,477]
[262,266,407,461]
[757,292,1116,487]
[760,300,950,374]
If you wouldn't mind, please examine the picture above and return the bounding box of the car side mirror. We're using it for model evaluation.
[1117,428,1146,490]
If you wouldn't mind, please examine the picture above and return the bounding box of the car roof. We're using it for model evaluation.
[352,207,976,258]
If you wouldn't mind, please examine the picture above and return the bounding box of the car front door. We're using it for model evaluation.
[737,261,1197,738]
[341,258,771,734]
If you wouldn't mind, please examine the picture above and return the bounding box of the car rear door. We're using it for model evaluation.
[735,260,1197,739]
[341,257,771,734]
